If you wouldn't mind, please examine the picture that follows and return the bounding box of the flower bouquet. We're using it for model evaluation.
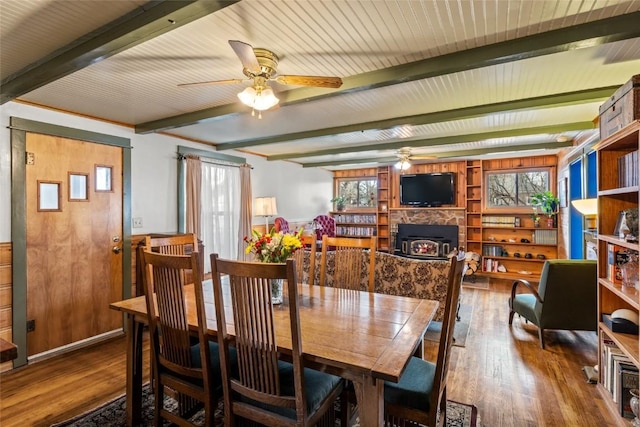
[244,228,303,263]
[244,228,304,304]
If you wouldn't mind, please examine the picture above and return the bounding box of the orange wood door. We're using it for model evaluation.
[25,133,123,356]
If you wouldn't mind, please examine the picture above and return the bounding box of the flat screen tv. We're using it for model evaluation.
[400,172,455,207]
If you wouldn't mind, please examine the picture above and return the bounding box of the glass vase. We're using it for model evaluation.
[630,389,640,426]
[271,278,284,305]
[621,253,640,289]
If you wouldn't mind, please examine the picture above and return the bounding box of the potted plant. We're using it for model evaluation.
[530,191,560,227]
[331,195,346,212]
[531,207,541,228]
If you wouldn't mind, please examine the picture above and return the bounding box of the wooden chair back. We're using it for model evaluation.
[143,233,202,284]
[384,253,467,426]
[294,234,317,285]
[144,233,198,256]
[142,250,217,426]
[319,235,376,292]
[210,255,314,425]
[431,253,467,422]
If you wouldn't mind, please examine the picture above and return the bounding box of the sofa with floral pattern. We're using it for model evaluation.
[299,250,451,321]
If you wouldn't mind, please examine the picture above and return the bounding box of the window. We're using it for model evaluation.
[336,178,377,208]
[200,162,241,272]
[486,168,550,209]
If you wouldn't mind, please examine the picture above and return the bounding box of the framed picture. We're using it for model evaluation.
[559,177,568,208]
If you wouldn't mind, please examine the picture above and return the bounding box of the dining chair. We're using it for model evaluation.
[141,250,232,427]
[319,235,376,292]
[383,252,467,427]
[209,254,346,426]
[293,234,317,285]
[141,233,203,288]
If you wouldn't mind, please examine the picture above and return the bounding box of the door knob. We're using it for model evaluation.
[112,246,122,254]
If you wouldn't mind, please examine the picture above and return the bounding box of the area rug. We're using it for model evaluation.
[51,384,480,427]
[424,303,473,347]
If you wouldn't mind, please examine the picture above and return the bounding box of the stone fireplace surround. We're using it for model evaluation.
[390,208,466,255]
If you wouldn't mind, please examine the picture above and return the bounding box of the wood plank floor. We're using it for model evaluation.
[0,280,627,426]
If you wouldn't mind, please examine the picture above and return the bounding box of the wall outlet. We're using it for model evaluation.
[132,217,143,228]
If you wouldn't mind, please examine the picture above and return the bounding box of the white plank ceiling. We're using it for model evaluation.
[2,0,640,169]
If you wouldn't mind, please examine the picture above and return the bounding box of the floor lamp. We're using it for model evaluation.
[255,196,278,232]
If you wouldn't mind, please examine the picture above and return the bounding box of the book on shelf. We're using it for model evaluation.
[612,353,633,403]
[481,216,516,227]
[533,229,557,244]
[618,150,639,188]
[482,258,500,273]
[601,338,624,395]
[607,244,630,285]
[618,362,639,418]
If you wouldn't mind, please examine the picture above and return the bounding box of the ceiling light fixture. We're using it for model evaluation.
[238,77,279,119]
[395,157,411,170]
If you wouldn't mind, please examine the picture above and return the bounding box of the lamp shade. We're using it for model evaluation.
[238,86,279,111]
[255,197,278,217]
[394,159,411,170]
[571,198,598,216]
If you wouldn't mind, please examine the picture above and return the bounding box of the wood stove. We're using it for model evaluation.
[394,224,458,259]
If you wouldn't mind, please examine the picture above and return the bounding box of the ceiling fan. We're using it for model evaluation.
[394,148,437,170]
[178,40,343,116]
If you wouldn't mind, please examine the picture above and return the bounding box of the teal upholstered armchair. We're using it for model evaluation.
[508,259,597,349]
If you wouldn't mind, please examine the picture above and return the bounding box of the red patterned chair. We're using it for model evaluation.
[313,214,336,241]
[274,217,290,233]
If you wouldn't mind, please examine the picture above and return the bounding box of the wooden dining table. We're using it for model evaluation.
[110,279,438,426]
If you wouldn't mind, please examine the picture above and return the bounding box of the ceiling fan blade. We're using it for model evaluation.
[274,75,343,88]
[229,40,261,74]
[178,79,245,87]
[410,155,438,160]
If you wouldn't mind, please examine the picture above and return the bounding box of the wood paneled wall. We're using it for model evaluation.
[333,162,468,208]
[335,156,558,209]
[0,242,12,372]
[389,161,467,208]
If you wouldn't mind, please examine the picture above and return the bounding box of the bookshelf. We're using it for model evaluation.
[377,166,390,252]
[595,119,640,423]
[330,212,377,238]
[479,215,557,281]
[465,160,482,255]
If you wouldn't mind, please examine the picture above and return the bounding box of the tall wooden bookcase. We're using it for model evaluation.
[464,156,559,281]
[595,120,640,422]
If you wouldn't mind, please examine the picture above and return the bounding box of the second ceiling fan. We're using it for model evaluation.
[179,40,343,116]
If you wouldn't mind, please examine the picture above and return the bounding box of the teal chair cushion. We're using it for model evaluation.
[384,356,436,412]
[242,360,343,419]
[511,294,540,327]
[187,341,237,387]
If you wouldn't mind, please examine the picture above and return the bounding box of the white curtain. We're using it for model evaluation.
[200,161,241,273]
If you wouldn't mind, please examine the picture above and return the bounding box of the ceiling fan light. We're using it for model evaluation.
[238,86,257,105]
[395,158,411,170]
[252,87,279,111]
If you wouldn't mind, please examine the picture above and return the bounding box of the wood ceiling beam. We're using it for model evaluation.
[135,11,640,133]
[0,0,239,104]
[270,122,593,161]
[301,141,573,168]
[240,87,612,157]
